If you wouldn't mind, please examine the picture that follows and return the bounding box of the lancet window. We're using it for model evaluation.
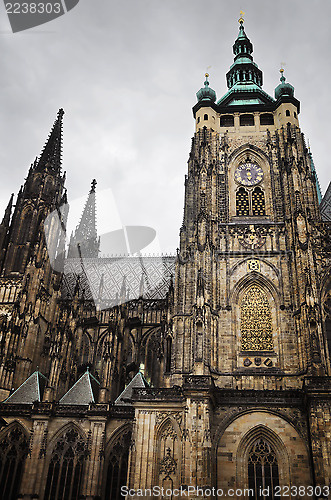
[0,425,29,500]
[236,187,265,217]
[44,428,86,500]
[236,188,250,216]
[248,438,279,499]
[104,431,131,500]
[241,285,273,351]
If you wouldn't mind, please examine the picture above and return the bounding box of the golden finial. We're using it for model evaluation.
[239,10,245,23]
[205,73,209,78]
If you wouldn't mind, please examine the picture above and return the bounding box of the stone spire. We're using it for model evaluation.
[68,179,100,259]
[1,193,14,227]
[35,108,64,172]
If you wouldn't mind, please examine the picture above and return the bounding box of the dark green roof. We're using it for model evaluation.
[196,73,216,103]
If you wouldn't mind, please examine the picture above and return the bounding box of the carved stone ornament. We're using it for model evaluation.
[239,225,266,250]
[296,213,308,247]
[160,423,177,441]
[159,448,177,478]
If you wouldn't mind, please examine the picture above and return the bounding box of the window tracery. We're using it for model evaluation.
[44,428,87,500]
[248,438,279,499]
[104,431,131,500]
[0,425,29,500]
[241,285,273,351]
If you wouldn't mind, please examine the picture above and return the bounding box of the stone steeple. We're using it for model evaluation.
[35,108,64,173]
[68,179,100,259]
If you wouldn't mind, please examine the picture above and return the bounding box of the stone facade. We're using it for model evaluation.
[0,20,330,500]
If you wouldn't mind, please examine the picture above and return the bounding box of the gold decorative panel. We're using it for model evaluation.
[236,187,249,216]
[252,187,265,216]
[241,285,273,351]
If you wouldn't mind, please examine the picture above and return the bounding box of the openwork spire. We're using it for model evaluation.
[68,179,99,258]
[36,108,64,172]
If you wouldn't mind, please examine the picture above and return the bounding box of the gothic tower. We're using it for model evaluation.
[129,18,331,497]
[0,19,329,500]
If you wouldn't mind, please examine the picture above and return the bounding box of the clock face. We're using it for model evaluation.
[234,163,264,186]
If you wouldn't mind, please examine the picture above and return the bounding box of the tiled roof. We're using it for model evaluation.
[3,371,47,404]
[59,370,100,405]
[320,182,331,222]
[61,255,176,307]
[114,372,149,406]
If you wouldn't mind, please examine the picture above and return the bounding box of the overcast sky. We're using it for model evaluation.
[0,0,329,255]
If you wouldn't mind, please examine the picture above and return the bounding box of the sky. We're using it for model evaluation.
[0,0,329,255]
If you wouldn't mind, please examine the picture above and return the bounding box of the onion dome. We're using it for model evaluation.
[275,69,295,99]
[196,73,216,102]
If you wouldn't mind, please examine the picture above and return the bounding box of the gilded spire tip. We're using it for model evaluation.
[239,10,245,24]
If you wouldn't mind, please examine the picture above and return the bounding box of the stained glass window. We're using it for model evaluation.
[241,285,273,351]
[236,188,250,216]
[248,439,279,499]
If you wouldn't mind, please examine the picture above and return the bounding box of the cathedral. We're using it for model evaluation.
[0,18,330,500]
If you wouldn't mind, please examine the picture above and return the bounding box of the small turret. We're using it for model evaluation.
[196,73,216,103]
[274,68,300,128]
[275,68,295,100]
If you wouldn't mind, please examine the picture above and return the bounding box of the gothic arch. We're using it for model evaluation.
[0,421,29,500]
[140,327,163,385]
[236,424,290,491]
[103,424,132,500]
[216,411,312,493]
[43,424,87,500]
[153,417,181,491]
[227,145,273,221]
[227,143,270,166]
[230,274,281,365]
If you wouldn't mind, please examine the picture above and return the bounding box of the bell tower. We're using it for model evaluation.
[171,16,329,386]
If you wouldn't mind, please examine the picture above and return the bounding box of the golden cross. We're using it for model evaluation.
[239,11,245,23]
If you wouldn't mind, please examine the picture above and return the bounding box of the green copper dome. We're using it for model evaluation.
[275,69,295,100]
[196,73,216,102]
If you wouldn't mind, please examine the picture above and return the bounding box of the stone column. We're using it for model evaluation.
[19,416,49,499]
[81,416,106,500]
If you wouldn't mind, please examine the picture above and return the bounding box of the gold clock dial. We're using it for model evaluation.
[234,162,264,186]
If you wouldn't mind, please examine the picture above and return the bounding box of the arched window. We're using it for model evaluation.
[0,425,29,500]
[80,333,90,366]
[286,110,290,117]
[12,247,24,272]
[236,188,249,216]
[241,285,273,351]
[252,187,266,216]
[248,438,279,499]
[104,431,131,500]
[44,428,86,500]
[204,114,208,121]
[19,211,33,244]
